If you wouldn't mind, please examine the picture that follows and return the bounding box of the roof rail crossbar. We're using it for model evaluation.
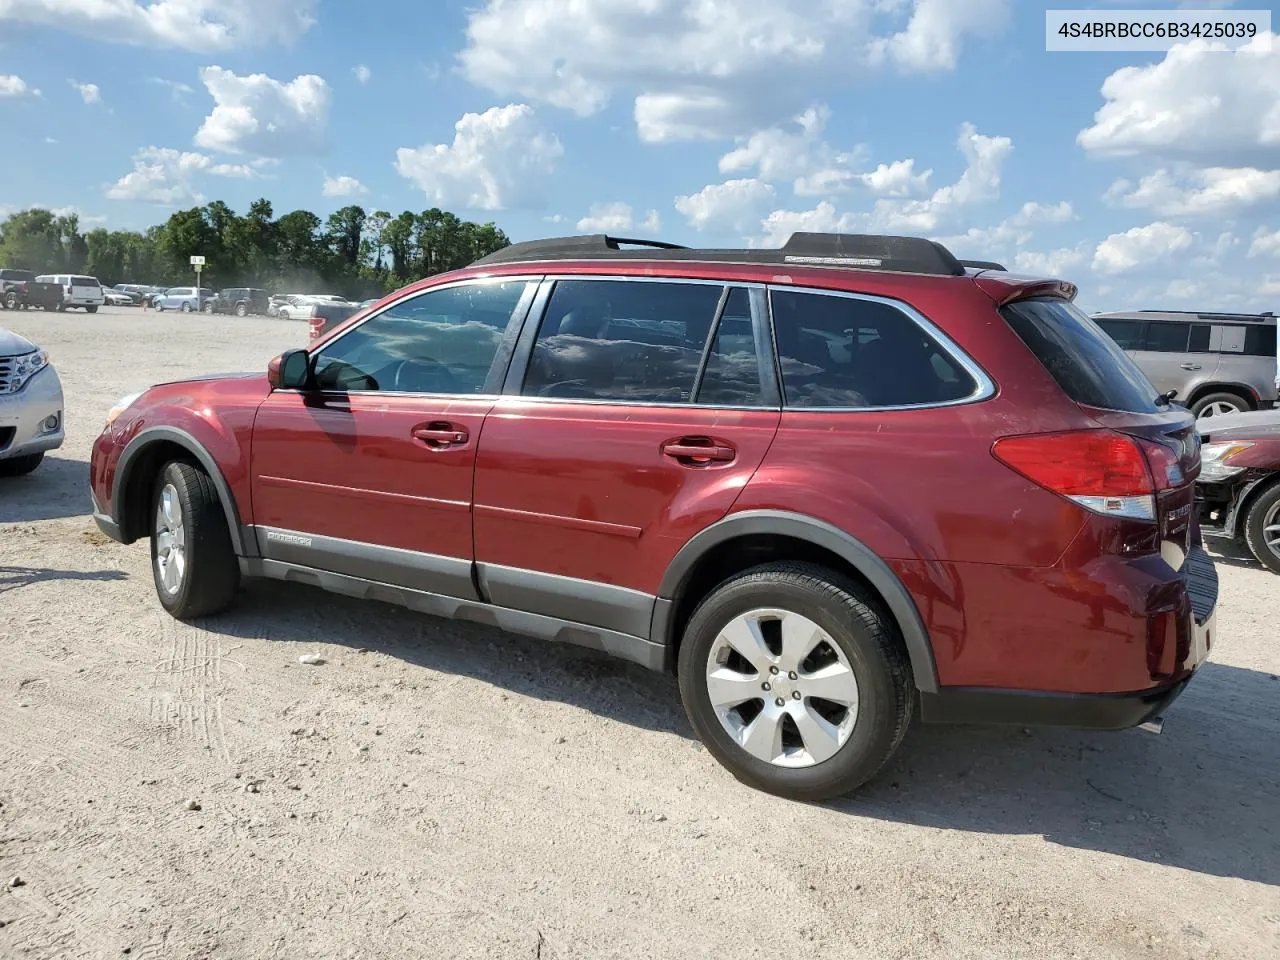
[470,231,966,277]
[1136,309,1276,321]
[960,259,1008,271]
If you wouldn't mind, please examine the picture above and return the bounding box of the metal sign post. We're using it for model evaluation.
[190,255,206,310]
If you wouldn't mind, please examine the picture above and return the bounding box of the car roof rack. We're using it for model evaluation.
[1134,309,1276,322]
[960,259,1007,271]
[472,232,967,277]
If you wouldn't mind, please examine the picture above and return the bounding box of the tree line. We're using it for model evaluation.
[0,201,512,299]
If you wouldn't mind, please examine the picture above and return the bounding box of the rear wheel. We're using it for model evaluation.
[1243,482,1280,575]
[1192,392,1250,420]
[85,305,98,314]
[150,461,240,618]
[677,561,914,801]
[2,291,16,309]
[234,302,248,317]
[0,453,45,477]
[181,302,193,313]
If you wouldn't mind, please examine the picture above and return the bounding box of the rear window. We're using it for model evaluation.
[0,269,35,282]
[72,276,99,286]
[1001,298,1161,413]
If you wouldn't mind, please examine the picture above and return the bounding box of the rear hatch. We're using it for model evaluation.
[69,276,103,302]
[998,295,1200,564]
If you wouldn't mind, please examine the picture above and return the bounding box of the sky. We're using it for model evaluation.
[0,0,1277,314]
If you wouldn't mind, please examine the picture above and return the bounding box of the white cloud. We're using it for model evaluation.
[1008,200,1075,227]
[857,158,932,198]
[148,77,194,98]
[675,178,777,233]
[718,105,869,197]
[460,0,1013,140]
[1078,33,1280,165]
[1249,228,1280,259]
[105,146,215,204]
[1104,166,1280,218]
[194,66,330,158]
[0,0,317,51]
[575,202,661,234]
[353,64,371,84]
[209,162,259,179]
[1011,246,1090,277]
[395,103,563,211]
[867,0,1011,72]
[1092,222,1194,275]
[933,202,1075,265]
[323,175,368,197]
[0,74,35,97]
[69,80,100,104]
[759,201,847,245]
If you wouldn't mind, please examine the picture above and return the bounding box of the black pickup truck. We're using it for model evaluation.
[0,268,63,310]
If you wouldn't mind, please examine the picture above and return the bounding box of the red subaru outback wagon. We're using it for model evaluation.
[90,232,1217,801]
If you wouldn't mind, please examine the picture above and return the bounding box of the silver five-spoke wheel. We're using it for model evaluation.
[706,607,860,768]
[154,482,186,595]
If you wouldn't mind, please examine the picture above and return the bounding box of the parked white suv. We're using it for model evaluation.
[35,274,106,313]
[0,324,64,476]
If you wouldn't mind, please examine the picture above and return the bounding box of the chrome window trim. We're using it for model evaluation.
[765,283,997,413]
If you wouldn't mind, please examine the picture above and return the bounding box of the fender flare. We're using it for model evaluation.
[112,425,251,556]
[1186,382,1262,408]
[654,509,939,693]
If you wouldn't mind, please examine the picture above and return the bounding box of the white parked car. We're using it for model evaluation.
[0,324,64,476]
[102,288,135,306]
[35,274,105,313]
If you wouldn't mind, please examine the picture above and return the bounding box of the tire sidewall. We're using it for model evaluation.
[1244,482,1280,575]
[150,464,199,613]
[678,571,904,799]
[1192,392,1248,418]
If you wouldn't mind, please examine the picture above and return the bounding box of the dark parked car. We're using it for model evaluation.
[1196,408,1280,573]
[88,231,1216,801]
[206,287,269,317]
[0,268,63,311]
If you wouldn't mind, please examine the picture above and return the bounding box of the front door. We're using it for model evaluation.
[472,277,781,636]
[251,277,538,599]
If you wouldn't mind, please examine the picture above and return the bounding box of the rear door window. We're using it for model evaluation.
[1141,322,1190,352]
[1001,297,1161,413]
[769,289,977,409]
[521,279,723,403]
[1095,318,1142,349]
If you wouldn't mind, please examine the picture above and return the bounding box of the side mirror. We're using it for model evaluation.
[268,348,312,390]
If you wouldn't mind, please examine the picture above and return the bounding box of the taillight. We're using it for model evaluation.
[992,430,1156,521]
[1136,439,1186,490]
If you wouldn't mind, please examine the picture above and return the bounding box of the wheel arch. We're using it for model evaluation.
[1185,382,1259,410]
[113,426,249,555]
[652,510,939,693]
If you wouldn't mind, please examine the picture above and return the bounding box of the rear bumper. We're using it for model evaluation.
[921,544,1217,729]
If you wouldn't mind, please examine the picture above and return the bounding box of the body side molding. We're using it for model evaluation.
[653,509,940,693]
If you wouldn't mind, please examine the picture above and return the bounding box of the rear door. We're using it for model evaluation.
[1131,320,1219,396]
[250,277,539,598]
[471,277,781,633]
[70,275,103,304]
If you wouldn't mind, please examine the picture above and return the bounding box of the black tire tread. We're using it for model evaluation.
[153,460,240,618]
[1243,481,1280,575]
[678,560,914,801]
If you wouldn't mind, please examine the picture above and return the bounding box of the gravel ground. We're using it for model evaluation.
[1,305,1277,960]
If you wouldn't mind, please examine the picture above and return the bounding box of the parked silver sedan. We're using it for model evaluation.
[0,324,64,476]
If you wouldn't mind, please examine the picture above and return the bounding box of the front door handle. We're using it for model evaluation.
[1180,363,1202,371]
[412,422,469,449]
[661,437,736,464]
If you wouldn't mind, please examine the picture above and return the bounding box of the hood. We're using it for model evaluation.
[0,326,38,357]
[1197,408,1280,441]
[150,370,259,388]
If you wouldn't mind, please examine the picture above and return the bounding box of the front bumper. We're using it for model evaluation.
[921,545,1217,729]
[0,365,65,460]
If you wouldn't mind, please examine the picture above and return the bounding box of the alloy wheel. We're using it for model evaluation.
[705,608,860,768]
[1198,400,1244,419]
[1262,501,1280,563]
[154,483,187,595]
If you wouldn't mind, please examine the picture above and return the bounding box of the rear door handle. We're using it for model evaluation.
[1180,363,1202,370]
[412,422,469,448]
[661,438,736,464]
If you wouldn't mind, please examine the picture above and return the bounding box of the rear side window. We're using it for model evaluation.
[1001,298,1160,413]
[769,289,976,409]
[697,288,766,406]
[1095,318,1142,349]
[1243,324,1277,357]
[1189,324,1212,352]
[522,279,723,403]
[1142,322,1190,352]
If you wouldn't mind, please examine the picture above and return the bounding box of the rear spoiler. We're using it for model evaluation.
[974,275,1079,307]
[961,259,1007,272]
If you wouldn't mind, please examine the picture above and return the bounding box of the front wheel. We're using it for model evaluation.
[677,562,914,802]
[181,302,193,313]
[1,291,16,309]
[234,303,248,317]
[150,461,241,618]
[1243,482,1280,575]
[0,453,45,477]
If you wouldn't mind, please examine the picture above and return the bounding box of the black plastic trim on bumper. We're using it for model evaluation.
[919,678,1192,730]
[93,512,124,543]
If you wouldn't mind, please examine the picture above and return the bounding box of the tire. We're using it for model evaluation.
[202,302,214,314]
[234,303,248,318]
[1192,391,1250,420]
[277,309,290,321]
[1243,481,1280,575]
[56,303,66,312]
[85,305,98,314]
[149,461,241,618]
[677,561,914,802]
[2,291,16,309]
[0,453,45,477]
[181,302,193,313]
